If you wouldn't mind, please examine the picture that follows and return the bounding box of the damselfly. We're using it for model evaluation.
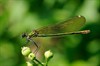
[22,15,90,52]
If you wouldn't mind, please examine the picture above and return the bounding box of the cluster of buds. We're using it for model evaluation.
[21,47,53,66]
[21,47,35,60]
[21,47,36,66]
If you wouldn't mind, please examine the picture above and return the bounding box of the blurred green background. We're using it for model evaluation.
[0,0,100,66]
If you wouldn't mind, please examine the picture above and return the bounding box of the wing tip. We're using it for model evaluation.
[77,15,85,18]
[77,15,86,22]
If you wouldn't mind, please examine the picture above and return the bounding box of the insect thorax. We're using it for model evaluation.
[27,30,39,39]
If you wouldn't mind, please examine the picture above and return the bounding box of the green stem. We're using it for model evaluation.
[45,58,48,66]
[34,58,44,66]
[46,61,48,66]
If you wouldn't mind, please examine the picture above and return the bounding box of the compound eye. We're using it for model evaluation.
[22,33,27,38]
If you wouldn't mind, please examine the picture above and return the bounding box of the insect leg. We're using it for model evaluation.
[29,39,40,54]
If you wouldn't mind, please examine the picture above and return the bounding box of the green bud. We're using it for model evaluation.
[28,53,35,60]
[21,47,31,56]
[44,50,53,60]
[26,61,33,66]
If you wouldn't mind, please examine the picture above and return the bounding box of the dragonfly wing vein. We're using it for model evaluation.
[36,16,86,34]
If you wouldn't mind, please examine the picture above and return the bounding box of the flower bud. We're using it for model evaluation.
[21,47,31,56]
[26,61,33,66]
[28,53,35,60]
[44,50,53,60]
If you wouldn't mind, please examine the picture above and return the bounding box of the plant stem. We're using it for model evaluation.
[46,61,48,66]
[34,58,44,66]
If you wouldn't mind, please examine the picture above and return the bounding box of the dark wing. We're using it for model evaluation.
[36,16,86,34]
